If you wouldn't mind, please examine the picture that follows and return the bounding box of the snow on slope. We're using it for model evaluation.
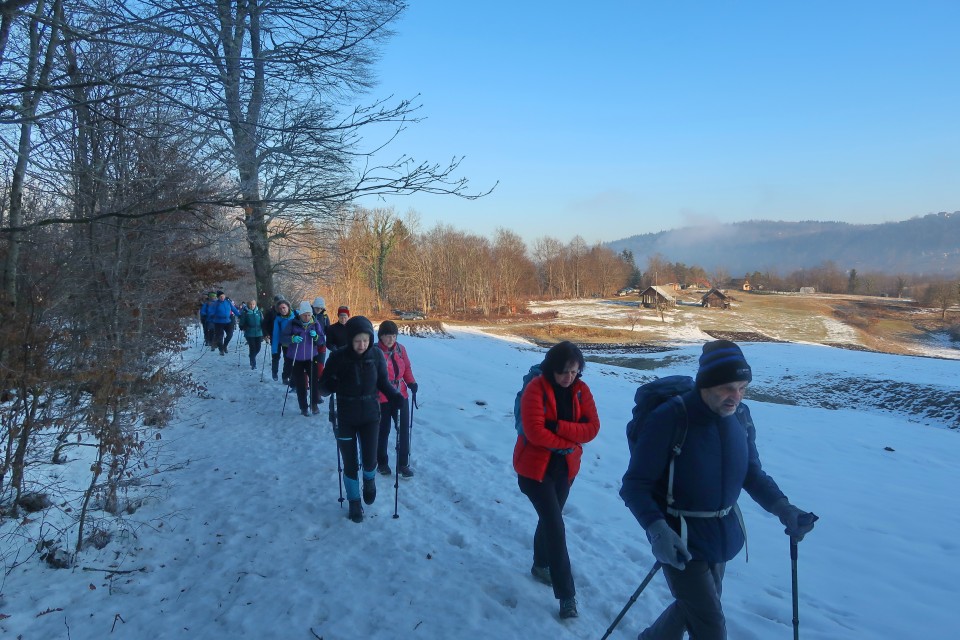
[2,325,958,639]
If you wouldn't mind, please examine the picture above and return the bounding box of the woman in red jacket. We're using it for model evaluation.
[375,320,418,477]
[514,341,600,620]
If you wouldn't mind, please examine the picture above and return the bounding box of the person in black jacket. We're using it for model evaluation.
[318,315,403,523]
[325,305,350,352]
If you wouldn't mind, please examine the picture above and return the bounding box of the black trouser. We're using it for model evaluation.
[518,454,574,600]
[290,359,320,411]
[377,399,409,469]
[246,337,262,367]
[335,418,379,482]
[213,322,233,352]
[271,352,292,381]
[202,321,213,346]
[639,561,726,640]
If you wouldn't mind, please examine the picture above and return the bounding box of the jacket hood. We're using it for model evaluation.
[345,315,375,347]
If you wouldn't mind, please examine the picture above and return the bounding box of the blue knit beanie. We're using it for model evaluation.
[695,340,752,389]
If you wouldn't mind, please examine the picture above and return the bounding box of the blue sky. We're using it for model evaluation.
[363,1,960,244]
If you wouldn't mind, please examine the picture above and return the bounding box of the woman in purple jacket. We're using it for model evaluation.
[281,301,324,416]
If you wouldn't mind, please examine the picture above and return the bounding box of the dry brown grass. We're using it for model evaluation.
[442,293,958,358]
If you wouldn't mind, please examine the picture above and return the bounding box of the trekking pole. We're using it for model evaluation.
[409,390,416,457]
[599,562,662,640]
[330,394,344,507]
[281,379,292,416]
[281,338,299,416]
[259,341,268,381]
[791,513,819,640]
[392,408,401,519]
[309,333,318,414]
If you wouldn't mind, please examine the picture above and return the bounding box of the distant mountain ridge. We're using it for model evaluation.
[605,212,960,276]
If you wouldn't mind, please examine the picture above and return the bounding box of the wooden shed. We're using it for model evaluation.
[640,286,676,308]
[701,288,730,309]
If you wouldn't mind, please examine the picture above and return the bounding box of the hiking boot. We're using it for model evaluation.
[559,597,578,619]
[362,477,376,505]
[347,500,363,523]
[378,463,392,476]
[398,465,415,479]
[300,408,309,417]
[530,565,552,586]
[311,405,320,415]
[272,373,279,381]
[219,349,227,356]
[210,345,217,352]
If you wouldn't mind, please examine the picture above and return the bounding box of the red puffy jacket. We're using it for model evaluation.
[376,341,416,402]
[513,375,600,483]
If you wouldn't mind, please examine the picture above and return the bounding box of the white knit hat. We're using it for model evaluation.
[296,301,313,316]
[312,297,326,309]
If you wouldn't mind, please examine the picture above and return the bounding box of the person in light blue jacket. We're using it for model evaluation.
[270,299,295,384]
[620,340,817,640]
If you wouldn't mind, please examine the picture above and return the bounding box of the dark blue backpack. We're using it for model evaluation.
[626,375,695,449]
[626,374,754,512]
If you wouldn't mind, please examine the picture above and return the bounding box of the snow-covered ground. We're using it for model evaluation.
[2,323,958,639]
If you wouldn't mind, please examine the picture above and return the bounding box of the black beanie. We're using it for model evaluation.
[695,340,752,389]
[345,315,375,346]
[378,320,398,338]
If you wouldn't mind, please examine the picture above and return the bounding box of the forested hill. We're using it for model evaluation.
[605,212,960,275]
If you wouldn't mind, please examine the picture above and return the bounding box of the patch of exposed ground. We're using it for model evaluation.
[701,331,787,343]
[763,374,960,429]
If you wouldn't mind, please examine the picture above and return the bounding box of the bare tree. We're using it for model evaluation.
[532,236,565,297]
[491,228,534,313]
[114,0,489,307]
[923,280,957,320]
[1,0,62,305]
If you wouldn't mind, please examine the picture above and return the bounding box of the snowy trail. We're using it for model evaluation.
[3,327,958,639]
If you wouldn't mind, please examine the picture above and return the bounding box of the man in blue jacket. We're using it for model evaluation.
[620,340,816,640]
[209,290,240,355]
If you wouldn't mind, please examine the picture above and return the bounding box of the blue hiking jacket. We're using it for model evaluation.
[271,312,295,354]
[208,299,240,324]
[620,389,785,563]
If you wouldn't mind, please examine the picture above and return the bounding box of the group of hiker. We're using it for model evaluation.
[515,339,817,635]
[199,290,817,636]
[197,292,419,526]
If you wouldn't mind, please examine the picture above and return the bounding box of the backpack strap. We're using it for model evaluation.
[664,395,688,510]
[665,403,752,560]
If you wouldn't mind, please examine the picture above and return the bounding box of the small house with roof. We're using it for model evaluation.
[701,288,730,309]
[640,286,676,308]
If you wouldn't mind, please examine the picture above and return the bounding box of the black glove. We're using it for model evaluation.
[407,382,418,395]
[544,420,558,433]
[390,394,404,411]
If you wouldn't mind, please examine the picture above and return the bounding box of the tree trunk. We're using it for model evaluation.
[2,0,61,306]
[244,201,273,305]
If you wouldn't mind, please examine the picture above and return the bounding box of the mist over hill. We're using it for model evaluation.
[605,212,960,276]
